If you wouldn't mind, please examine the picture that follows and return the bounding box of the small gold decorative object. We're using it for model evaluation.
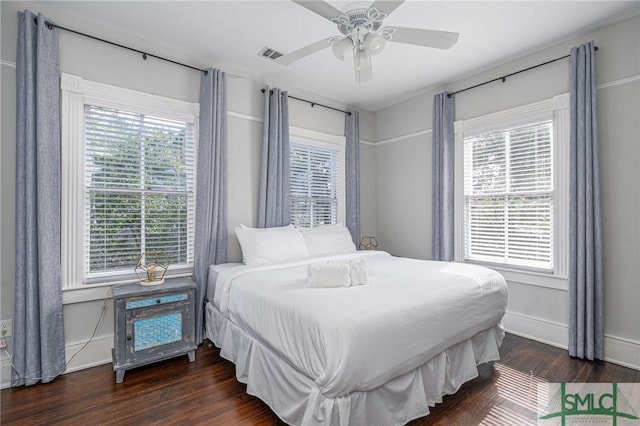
[359,236,378,251]
[135,250,169,286]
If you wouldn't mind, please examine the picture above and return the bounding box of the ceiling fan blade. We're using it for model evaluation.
[291,0,342,21]
[370,0,405,16]
[275,38,333,65]
[389,27,459,49]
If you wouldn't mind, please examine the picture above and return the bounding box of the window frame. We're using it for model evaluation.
[453,94,570,290]
[289,126,346,228]
[463,119,554,271]
[60,73,199,290]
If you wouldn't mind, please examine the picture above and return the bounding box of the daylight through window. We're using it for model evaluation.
[464,120,553,270]
[290,142,339,227]
[84,105,195,278]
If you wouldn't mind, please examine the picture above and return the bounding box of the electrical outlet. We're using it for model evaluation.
[0,320,12,338]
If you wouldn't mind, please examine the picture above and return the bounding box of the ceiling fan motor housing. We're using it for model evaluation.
[335,5,385,39]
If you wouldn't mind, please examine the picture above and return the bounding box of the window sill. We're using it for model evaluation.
[62,283,114,305]
[484,264,568,291]
[62,273,193,305]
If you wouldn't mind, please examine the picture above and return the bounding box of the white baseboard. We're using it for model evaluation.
[504,310,640,371]
[3,315,636,389]
[1,352,12,389]
[603,334,640,371]
[64,334,113,373]
[61,314,640,373]
[0,335,114,388]
[503,311,568,349]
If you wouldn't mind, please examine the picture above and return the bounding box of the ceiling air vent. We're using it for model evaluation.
[258,47,284,61]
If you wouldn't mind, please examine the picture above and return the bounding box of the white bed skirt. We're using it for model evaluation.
[206,302,504,426]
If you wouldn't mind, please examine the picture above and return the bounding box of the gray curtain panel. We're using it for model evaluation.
[345,111,360,245]
[13,10,66,386]
[193,68,227,344]
[568,41,604,360]
[431,92,455,261]
[258,87,291,228]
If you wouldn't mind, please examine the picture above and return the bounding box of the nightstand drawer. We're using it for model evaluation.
[125,293,188,309]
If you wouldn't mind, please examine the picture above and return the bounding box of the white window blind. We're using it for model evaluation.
[290,142,339,227]
[464,120,553,270]
[84,105,195,279]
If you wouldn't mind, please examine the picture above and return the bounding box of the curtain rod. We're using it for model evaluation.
[261,88,351,116]
[448,46,599,98]
[40,20,208,75]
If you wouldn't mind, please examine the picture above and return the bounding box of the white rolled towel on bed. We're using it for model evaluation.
[308,262,351,288]
[348,259,368,286]
[308,260,368,288]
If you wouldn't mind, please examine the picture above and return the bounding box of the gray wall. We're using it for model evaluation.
[1,1,638,382]
[0,1,377,380]
[1,58,17,365]
[370,15,640,368]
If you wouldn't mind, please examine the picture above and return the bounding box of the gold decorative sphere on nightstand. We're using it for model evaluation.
[359,236,378,250]
[135,250,170,286]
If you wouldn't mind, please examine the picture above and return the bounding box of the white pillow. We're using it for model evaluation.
[235,225,309,265]
[300,225,357,256]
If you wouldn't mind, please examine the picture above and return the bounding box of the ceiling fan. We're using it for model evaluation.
[276,0,459,85]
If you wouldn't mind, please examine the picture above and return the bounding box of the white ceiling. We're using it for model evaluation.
[10,1,640,111]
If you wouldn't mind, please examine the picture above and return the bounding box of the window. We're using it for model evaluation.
[454,94,569,280]
[464,120,553,269]
[290,142,339,227]
[84,106,195,277]
[289,131,345,228]
[61,73,198,287]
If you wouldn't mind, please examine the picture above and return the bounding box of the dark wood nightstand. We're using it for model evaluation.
[111,278,197,383]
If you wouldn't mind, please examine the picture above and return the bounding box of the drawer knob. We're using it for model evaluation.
[156,299,161,304]
[127,335,132,341]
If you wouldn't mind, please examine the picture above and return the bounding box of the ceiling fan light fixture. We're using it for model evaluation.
[364,32,386,55]
[331,36,354,61]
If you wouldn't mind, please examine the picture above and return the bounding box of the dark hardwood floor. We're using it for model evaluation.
[2,334,638,425]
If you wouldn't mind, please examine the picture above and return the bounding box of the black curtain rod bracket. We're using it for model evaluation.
[41,20,208,75]
[448,46,598,98]
[260,88,351,116]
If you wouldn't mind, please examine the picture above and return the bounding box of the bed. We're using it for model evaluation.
[205,225,508,426]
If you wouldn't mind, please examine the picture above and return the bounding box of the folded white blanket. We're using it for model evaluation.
[308,260,368,288]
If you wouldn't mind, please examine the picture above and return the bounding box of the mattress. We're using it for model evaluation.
[207,252,508,410]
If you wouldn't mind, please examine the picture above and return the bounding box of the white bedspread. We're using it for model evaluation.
[212,251,508,399]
